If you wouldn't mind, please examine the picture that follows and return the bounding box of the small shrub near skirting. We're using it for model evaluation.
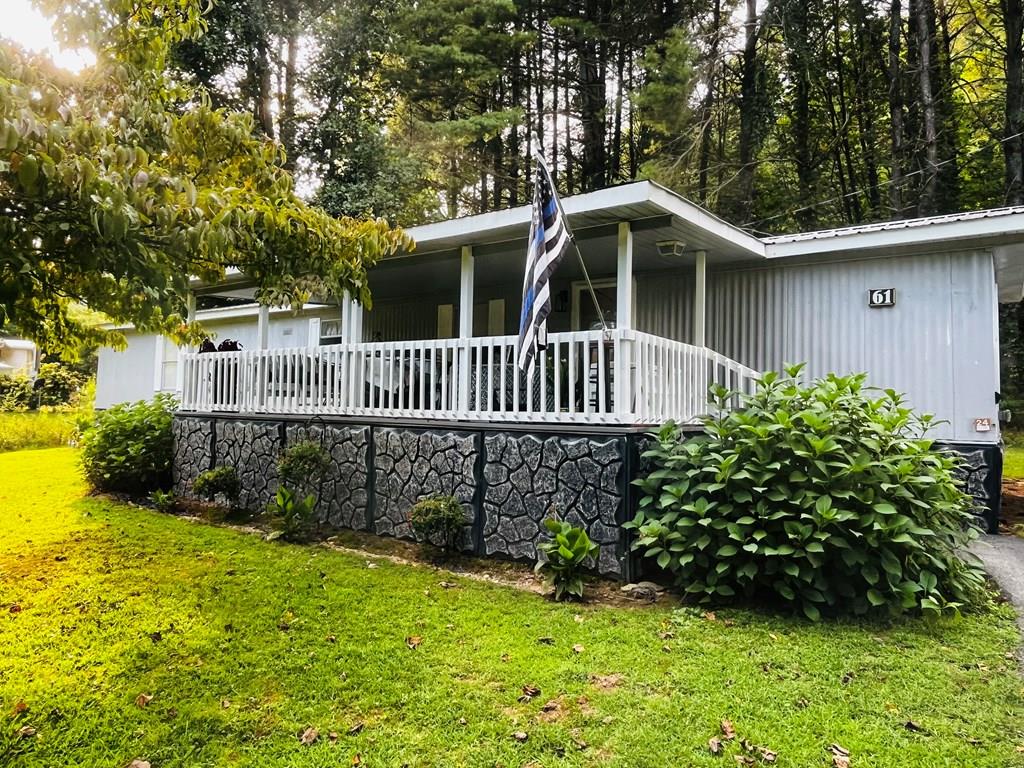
[193,466,241,506]
[535,517,599,601]
[79,394,175,494]
[627,365,989,620]
[408,495,465,554]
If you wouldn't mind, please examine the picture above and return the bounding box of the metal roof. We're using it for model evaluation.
[762,205,1024,244]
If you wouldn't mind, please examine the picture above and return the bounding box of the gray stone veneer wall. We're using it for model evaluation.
[171,415,634,577]
[215,421,281,511]
[171,417,213,495]
[373,428,478,546]
[483,434,623,575]
[285,424,370,530]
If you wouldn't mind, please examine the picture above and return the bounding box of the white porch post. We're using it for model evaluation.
[615,222,634,415]
[176,291,196,399]
[693,250,707,348]
[458,245,474,412]
[257,304,270,350]
[341,289,363,343]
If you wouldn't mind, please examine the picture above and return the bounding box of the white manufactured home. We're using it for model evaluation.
[97,182,1024,563]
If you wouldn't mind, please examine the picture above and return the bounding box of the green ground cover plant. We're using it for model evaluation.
[630,366,988,619]
[1,447,1021,767]
[535,518,600,601]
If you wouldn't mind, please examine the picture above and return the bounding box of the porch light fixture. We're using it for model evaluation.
[656,240,686,258]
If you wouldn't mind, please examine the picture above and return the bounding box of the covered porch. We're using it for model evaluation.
[178,183,763,426]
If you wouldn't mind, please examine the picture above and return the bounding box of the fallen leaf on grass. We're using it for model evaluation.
[17,725,36,738]
[126,760,150,768]
[828,743,851,768]
[300,726,319,745]
[734,756,755,766]
[658,631,675,640]
[518,684,541,702]
[220,699,230,709]
[704,611,717,621]
[512,731,529,743]
[9,604,22,614]
[12,700,27,716]
[500,653,510,663]
[708,737,722,755]
[540,699,560,712]
[347,722,364,736]
[405,636,422,649]
[439,581,458,589]
[458,717,467,726]
[758,746,778,763]
[135,693,153,708]
[326,635,337,643]
[351,753,362,765]
[841,671,855,685]
[148,631,163,643]
[589,673,624,690]
[573,614,585,623]
[572,644,585,654]
[720,719,736,740]
[903,720,927,734]
[537,636,555,645]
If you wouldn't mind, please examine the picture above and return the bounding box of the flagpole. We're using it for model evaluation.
[531,137,609,336]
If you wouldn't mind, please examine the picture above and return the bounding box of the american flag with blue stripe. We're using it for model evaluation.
[517,152,570,375]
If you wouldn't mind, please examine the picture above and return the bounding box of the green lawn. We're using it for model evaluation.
[2,449,1023,767]
[0,411,82,453]
[1006,445,1024,480]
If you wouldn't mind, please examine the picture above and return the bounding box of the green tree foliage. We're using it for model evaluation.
[628,366,989,619]
[0,0,410,355]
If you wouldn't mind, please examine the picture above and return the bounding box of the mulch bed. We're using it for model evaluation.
[1001,479,1024,535]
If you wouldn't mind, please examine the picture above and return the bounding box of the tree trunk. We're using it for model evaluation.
[279,0,300,170]
[1004,0,1024,205]
[913,0,939,215]
[888,0,905,217]
[577,0,607,191]
[736,0,760,221]
[850,0,881,216]
[698,0,723,204]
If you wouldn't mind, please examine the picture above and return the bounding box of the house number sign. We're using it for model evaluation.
[868,288,895,307]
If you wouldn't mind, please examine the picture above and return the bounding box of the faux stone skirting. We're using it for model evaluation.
[172,414,651,578]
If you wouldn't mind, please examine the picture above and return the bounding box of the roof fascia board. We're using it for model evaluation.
[645,183,766,258]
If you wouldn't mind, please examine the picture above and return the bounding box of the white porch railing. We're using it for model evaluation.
[178,329,758,425]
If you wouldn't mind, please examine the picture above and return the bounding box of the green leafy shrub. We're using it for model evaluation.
[266,486,316,542]
[627,365,989,619]
[33,362,86,408]
[408,495,465,552]
[0,375,33,411]
[79,394,176,494]
[278,439,330,487]
[150,489,177,514]
[535,517,599,601]
[193,466,240,505]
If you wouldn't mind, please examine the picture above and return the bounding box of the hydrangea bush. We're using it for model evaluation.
[627,365,989,619]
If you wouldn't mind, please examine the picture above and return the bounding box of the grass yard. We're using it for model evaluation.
[1006,445,1024,480]
[1,449,1023,767]
[0,412,82,453]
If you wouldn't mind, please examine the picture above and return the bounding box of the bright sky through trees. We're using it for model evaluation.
[4,0,93,72]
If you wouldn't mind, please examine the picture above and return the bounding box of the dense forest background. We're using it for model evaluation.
[171,0,1024,393]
